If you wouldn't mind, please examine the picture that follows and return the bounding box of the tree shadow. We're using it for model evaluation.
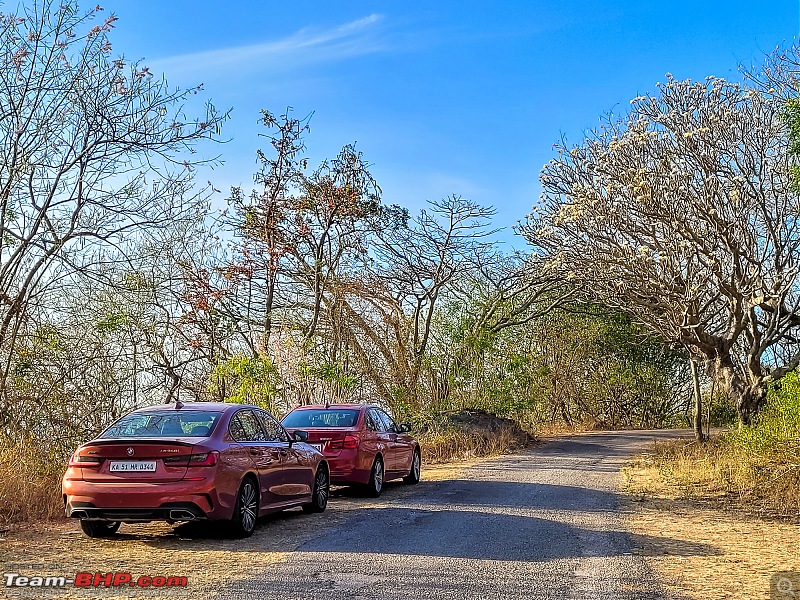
[131,478,718,564]
[293,506,718,562]
[409,479,619,510]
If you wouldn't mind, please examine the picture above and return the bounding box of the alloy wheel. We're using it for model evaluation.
[239,481,257,533]
[315,469,329,509]
[374,460,383,492]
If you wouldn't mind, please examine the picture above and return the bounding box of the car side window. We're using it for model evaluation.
[256,410,290,442]
[229,410,266,442]
[377,409,398,433]
[368,408,393,433]
[228,413,246,441]
[365,410,380,432]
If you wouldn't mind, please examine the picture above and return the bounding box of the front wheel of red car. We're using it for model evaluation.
[366,456,384,497]
[303,464,330,513]
[80,520,120,538]
[230,477,259,538]
[403,448,421,484]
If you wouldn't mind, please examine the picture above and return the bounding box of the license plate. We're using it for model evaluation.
[109,461,157,472]
[310,443,323,452]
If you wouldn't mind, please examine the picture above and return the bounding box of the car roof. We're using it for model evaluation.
[290,404,372,411]
[133,402,253,414]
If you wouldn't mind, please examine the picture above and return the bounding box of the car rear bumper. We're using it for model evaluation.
[62,479,227,521]
[328,461,371,485]
[65,501,207,522]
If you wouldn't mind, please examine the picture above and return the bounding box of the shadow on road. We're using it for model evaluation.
[293,505,718,562]
[126,476,718,565]
[407,479,621,511]
[125,481,412,547]
[122,430,710,565]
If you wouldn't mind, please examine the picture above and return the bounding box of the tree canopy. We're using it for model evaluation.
[523,68,800,424]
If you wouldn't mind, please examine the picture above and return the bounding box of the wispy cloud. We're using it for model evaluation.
[149,14,386,78]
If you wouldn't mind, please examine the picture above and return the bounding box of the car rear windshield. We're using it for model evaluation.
[282,409,360,428]
[99,411,222,438]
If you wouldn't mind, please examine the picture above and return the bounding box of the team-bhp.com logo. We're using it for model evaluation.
[4,572,188,589]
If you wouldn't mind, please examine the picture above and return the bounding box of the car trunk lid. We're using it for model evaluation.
[288,427,358,456]
[76,439,197,482]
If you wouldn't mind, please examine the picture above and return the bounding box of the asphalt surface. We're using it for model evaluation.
[213,430,688,600]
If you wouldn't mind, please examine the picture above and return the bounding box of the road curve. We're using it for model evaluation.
[215,429,689,600]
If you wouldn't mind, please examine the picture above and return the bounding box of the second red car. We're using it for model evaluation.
[281,404,420,496]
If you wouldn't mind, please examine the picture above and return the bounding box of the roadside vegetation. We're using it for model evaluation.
[626,372,800,516]
[415,410,533,464]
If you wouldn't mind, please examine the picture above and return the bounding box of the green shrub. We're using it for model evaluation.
[726,372,800,461]
[707,392,738,427]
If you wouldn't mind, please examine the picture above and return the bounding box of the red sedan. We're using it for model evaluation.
[281,404,420,496]
[62,402,329,538]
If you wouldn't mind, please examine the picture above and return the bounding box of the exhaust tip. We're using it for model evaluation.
[169,509,196,521]
[71,510,89,519]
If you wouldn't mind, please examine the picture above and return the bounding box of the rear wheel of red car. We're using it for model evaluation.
[303,464,330,513]
[403,448,421,484]
[366,456,384,497]
[80,520,120,538]
[230,477,259,538]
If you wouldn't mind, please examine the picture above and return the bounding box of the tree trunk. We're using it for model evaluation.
[732,385,767,426]
[706,356,767,426]
[690,359,705,442]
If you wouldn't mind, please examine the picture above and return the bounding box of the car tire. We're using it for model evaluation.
[403,448,421,484]
[366,456,384,497]
[230,476,259,538]
[80,520,120,538]
[302,464,330,513]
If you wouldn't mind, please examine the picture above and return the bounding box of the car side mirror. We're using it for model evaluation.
[398,423,412,433]
[292,430,309,443]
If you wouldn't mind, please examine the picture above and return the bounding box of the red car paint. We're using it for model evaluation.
[281,404,420,488]
[62,402,328,535]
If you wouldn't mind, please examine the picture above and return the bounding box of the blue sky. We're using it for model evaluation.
[100,1,797,246]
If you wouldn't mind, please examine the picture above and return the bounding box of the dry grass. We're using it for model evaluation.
[624,435,800,600]
[626,434,800,518]
[0,439,66,524]
[418,423,532,464]
[532,421,599,437]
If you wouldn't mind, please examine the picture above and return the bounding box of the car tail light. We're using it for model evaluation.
[68,453,102,468]
[163,451,218,467]
[328,435,359,450]
[189,451,218,466]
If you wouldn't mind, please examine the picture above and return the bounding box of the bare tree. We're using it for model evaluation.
[322,197,498,409]
[425,254,573,406]
[224,109,309,351]
[224,110,392,357]
[0,1,225,419]
[523,74,800,425]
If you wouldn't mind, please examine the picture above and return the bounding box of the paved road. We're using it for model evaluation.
[214,430,689,600]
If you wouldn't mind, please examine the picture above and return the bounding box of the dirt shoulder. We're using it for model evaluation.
[623,459,800,600]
